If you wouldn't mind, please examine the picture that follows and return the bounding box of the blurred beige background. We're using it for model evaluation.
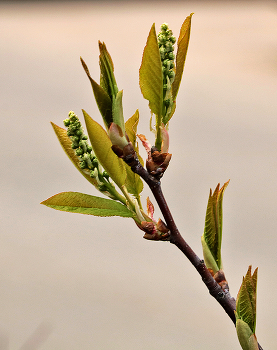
[1,1,277,349]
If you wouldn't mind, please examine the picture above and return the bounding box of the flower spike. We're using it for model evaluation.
[158,23,176,125]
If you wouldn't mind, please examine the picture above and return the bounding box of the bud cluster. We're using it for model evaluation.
[63,111,111,193]
[158,23,176,97]
[64,112,96,172]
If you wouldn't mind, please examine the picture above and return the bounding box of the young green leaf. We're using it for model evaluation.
[83,110,126,188]
[41,192,134,217]
[80,57,113,130]
[139,23,163,118]
[172,13,193,101]
[51,122,98,188]
[201,180,229,273]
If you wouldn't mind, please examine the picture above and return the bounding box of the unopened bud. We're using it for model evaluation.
[109,123,128,151]
[63,119,70,127]
[160,23,168,31]
[170,36,176,44]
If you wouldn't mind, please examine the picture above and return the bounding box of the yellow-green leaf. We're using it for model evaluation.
[139,23,163,117]
[172,13,193,100]
[41,192,133,217]
[51,122,98,188]
[83,110,126,188]
[124,110,144,197]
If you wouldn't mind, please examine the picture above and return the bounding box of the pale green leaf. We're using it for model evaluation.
[83,110,126,188]
[139,23,163,117]
[41,191,134,217]
[51,122,98,188]
[172,13,193,100]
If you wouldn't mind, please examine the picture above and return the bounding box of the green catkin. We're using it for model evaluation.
[157,23,176,123]
[63,111,117,197]
[64,111,96,172]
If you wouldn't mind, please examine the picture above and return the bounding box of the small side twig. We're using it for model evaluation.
[125,150,236,322]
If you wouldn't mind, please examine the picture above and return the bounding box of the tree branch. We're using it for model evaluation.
[124,150,264,350]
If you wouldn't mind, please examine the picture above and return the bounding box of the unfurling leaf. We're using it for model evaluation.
[235,266,259,350]
[201,180,229,273]
[236,266,258,333]
[50,122,98,188]
[139,23,163,118]
[80,57,113,130]
[41,192,134,217]
[172,13,193,100]
[83,110,126,188]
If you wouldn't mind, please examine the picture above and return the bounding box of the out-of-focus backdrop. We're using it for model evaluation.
[1,1,277,349]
